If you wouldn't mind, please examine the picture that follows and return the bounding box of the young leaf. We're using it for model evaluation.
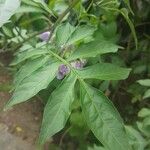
[68,28,119,61]
[143,89,150,99]
[77,63,131,80]
[22,0,40,7]
[138,108,150,118]
[67,25,95,45]
[39,73,77,144]
[137,79,150,87]
[55,23,95,47]
[97,22,118,43]
[125,126,147,150]
[10,48,49,66]
[88,145,106,150]
[0,0,21,27]
[56,23,75,47]
[136,121,150,138]
[33,0,54,15]
[143,116,150,127]
[5,60,60,109]
[80,82,131,150]
[14,56,50,87]
[16,5,44,13]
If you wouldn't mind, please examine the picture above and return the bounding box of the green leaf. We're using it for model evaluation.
[55,23,95,47]
[5,60,60,109]
[2,26,13,37]
[125,126,147,150]
[77,63,131,80]
[137,79,150,87]
[10,48,49,66]
[22,0,40,7]
[143,89,150,99]
[67,25,95,45]
[137,122,150,138]
[88,145,106,150]
[39,73,77,144]
[70,111,85,128]
[102,7,137,49]
[80,82,131,150]
[16,5,44,13]
[143,116,150,126]
[33,0,54,15]
[0,0,20,27]
[97,22,118,43]
[56,23,75,47]
[68,28,119,61]
[14,56,50,87]
[138,108,150,118]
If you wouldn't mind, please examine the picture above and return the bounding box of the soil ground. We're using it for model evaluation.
[0,66,54,150]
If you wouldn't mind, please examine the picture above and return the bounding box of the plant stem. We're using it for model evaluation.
[11,0,80,52]
[47,0,80,42]
[10,27,52,53]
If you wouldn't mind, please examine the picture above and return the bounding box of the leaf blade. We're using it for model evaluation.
[10,48,49,66]
[14,56,50,87]
[77,63,131,80]
[68,28,119,61]
[67,25,95,45]
[137,79,150,87]
[55,23,75,47]
[5,60,60,109]
[39,73,77,144]
[125,126,147,150]
[80,82,131,150]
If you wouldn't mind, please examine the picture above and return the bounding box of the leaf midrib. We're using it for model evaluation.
[40,78,76,143]
[81,82,128,150]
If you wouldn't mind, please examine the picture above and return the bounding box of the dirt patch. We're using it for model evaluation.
[0,67,49,150]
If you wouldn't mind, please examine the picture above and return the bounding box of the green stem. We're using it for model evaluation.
[48,49,83,82]
[11,27,52,52]
[47,0,80,42]
[10,0,80,52]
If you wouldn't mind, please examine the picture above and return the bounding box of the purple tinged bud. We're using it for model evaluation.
[70,61,82,69]
[80,59,87,66]
[56,64,70,80]
[39,31,50,41]
[59,64,70,74]
[56,72,65,80]
[70,59,87,70]
[56,60,87,80]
